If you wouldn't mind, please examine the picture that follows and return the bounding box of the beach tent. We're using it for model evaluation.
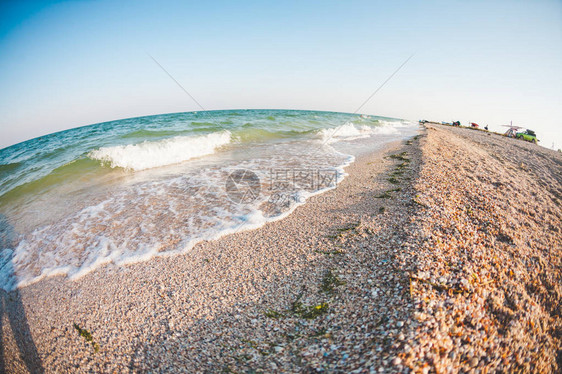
[502,125,523,138]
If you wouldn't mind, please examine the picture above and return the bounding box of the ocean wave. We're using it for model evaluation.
[0,158,102,202]
[89,131,231,171]
[233,127,316,143]
[0,161,22,176]
[119,129,188,139]
[317,122,398,144]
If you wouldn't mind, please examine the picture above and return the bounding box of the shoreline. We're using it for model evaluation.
[2,124,561,373]
[5,136,420,372]
[0,117,413,292]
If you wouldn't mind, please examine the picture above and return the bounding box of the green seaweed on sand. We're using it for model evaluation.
[240,339,271,357]
[291,293,329,319]
[310,327,328,339]
[314,249,344,255]
[295,303,330,319]
[241,338,259,348]
[388,152,410,162]
[282,331,302,342]
[73,323,100,353]
[321,270,346,294]
[375,191,392,199]
[376,188,401,199]
[327,222,361,239]
[222,365,236,373]
[396,161,409,170]
[388,176,400,185]
[264,309,285,319]
[291,295,303,314]
[337,222,360,233]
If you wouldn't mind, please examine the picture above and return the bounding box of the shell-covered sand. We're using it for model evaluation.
[399,125,561,373]
[1,124,560,373]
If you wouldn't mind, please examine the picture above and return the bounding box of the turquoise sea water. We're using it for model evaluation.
[0,109,416,290]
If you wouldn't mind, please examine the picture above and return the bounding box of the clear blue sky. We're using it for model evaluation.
[1,0,561,149]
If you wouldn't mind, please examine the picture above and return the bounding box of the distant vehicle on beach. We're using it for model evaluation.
[470,122,479,128]
[516,129,538,143]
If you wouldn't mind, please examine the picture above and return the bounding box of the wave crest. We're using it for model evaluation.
[317,122,398,144]
[89,131,231,171]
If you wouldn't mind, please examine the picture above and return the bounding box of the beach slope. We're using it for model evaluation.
[400,124,561,372]
[1,124,561,373]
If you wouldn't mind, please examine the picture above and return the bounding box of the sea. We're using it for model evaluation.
[0,109,417,290]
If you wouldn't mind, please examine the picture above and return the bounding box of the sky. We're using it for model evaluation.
[0,0,561,150]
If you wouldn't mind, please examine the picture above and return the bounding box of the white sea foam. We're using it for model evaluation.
[0,113,417,291]
[0,149,355,291]
[317,122,398,144]
[89,131,231,170]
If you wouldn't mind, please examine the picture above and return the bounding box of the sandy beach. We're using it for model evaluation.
[1,123,561,373]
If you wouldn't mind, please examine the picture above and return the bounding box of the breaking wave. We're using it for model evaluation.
[317,122,398,144]
[89,131,231,171]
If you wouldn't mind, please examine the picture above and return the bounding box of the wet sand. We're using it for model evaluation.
[1,123,561,373]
